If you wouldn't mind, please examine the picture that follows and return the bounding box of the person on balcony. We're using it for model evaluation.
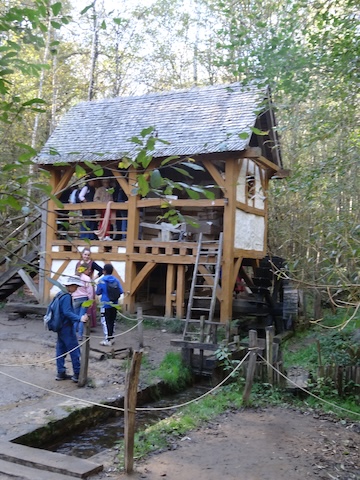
[78,177,97,240]
[113,183,128,240]
[94,178,114,240]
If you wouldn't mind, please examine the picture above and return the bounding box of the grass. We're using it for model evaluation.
[283,309,360,371]
[151,351,192,391]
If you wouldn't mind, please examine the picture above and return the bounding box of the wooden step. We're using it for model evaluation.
[0,459,80,480]
[0,441,103,478]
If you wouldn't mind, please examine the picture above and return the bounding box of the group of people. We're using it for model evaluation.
[72,176,127,241]
[54,248,123,382]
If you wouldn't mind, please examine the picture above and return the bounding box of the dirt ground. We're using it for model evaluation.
[0,309,359,480]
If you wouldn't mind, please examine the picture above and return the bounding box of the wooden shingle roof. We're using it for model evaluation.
[36,82,280,166]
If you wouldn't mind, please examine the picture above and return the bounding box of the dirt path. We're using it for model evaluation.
[0,311,359,480]
[89,406,359,480]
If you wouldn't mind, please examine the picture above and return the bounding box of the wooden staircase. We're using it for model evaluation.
[0,215,42,301]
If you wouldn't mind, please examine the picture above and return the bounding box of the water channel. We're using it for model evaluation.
[46,384,211,459]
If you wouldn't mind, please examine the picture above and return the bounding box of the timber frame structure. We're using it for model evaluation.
[33,82,288,326]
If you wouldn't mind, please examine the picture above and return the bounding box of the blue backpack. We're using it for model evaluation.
[44,292,68,332]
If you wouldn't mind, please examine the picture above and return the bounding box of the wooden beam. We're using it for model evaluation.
[202,158,226,190]
[232,257,243,289]
[44,171,59,301]
[17,269,41,302]
[220,158,237,323]
[124,167,140,313]
[165,264,175,317]
[256,155,281,172]
[239,147,262,158]
[236,201,266,216]
[113,170,130,197]
[176,265,185,318]
[130,262,157,294]
[137,198,226,208]
[271,168,291,178]
[53,166,76,194]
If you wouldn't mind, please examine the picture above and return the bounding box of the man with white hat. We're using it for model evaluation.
[55,276,88,383]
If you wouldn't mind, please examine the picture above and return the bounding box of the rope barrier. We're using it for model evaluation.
[0,352,250,414]
[0,348,358,419]
[0,316,144,367]
[1,314,359,418]
[257,353,360,418]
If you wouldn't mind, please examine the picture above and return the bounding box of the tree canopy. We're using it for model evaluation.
[0,0,359,305]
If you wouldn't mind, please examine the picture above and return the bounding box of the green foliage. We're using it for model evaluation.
[214,344,245,381]
[119,127,215,223]
[153,352,192,391]
[284,309,360,371]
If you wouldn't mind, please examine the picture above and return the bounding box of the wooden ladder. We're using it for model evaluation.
[183,232,223,341]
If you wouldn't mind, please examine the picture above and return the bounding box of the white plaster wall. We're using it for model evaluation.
[236,161,247,203]
[234,210,265,251]
[253,168,266,210]
[236,160,266,210]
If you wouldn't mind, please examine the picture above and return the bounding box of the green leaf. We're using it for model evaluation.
[51,2,62,16]
[160,156,179,166]
[84,161,103,176]
[137,174,150,197]
[250,127,269,136]
[7,196,22,210]
[100,20,106,29]
[130,136,143,145]
[150,169,163,189]
[22,98,47,107]
[181,162,204,171]
[140,126,155,137]
[80,3,94,15]
[15,143,37,155]
[172,167,192,178]
[75,164,87,177]
[18,151,35,161]
[238,132,249,139]
[50,21,62,29]
[185,188,200,200]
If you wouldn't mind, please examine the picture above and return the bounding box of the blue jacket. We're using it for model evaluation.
[59,293,81,325]
[96,275,123,308]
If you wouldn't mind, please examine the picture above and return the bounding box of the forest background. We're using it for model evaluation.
[0,0,359,312]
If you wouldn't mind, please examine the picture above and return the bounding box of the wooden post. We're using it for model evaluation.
[242,330,258,405]
[124,350,143,474]
[199,315,205,342]
[78,319,91,387]
[265,326,274,385]
[137,306,143,349]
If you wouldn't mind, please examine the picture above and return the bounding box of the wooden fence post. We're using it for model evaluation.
[137,306,143,349]
[78,319,90,387]
[265,326,274,385]
[242,330,258,405]
[124,350,143,474]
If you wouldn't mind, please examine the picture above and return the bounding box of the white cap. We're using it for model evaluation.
[62,276,84,287]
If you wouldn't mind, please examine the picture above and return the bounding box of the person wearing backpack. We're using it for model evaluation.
[96,264,123,346]
[55,276,88,382]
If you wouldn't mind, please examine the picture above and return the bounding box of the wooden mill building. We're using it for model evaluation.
[33,82,287,329]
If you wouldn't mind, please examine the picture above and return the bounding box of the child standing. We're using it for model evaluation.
[72,264,95,341]
[96,263,123,346]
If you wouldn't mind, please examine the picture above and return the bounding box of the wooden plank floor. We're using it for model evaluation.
[0,440,103,478]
